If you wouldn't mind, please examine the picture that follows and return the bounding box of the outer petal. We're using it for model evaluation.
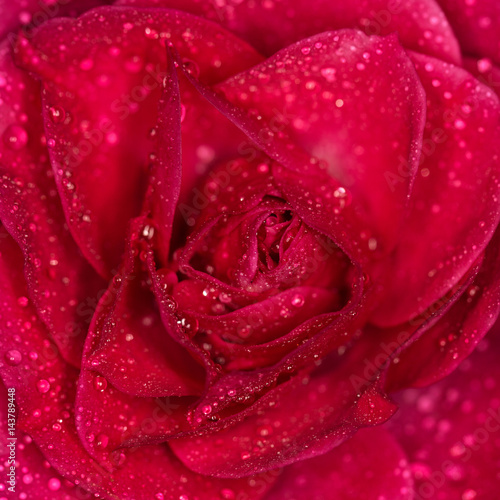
[386,229,500,390]
[437,0,500,64]
[15,6,262,277]
[372,52,500,326]
[0,0,112,41]
[170,352,396,478]
[218,30,426,262]
[115,0,462,63]
[0,225,275,500]
[386,322,500,499]
[0,382,80,499]
[263,427,412,500]
[0,41,105,366]
[463,56,500,98]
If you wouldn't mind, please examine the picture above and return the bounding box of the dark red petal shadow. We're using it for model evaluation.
[437,0,500,64]
[372,51,500,327]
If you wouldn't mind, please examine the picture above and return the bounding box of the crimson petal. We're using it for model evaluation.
[0,42,105,366]
[0,224,275,500]
[170,365,395,478]
[385,322,500,499]
[115,0,461,63]
[386,229,500,390]
[372,52,500,326]
[263,427,412,500]
[437,0,500,64]
[15,6,262,277]
[217,30,426,261]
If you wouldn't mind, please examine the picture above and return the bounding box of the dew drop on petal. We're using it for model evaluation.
[17,296,29,307]
[3,124,28,150]
[5,349,22,365]
[93,376,108,392]
[291,294,305,307]
[47,478,61,491]
[37,379,51,394]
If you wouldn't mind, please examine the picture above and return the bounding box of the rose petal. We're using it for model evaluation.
[385,322,500,499]
[0,41,105,366]
[463,56,500,98]
[217,30,426,262]
[386,229,500,391]
[0,0,112,41]
[170,363,396,478]
[263,427,412,500]
[115,0,461,63]
[437,0,500,64]
[0,381,80,500]
[83,218,205,398]
[372,52,500,326]
[0,224,275,500]
[15,6,262,277]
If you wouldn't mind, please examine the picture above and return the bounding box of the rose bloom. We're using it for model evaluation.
[1,0,500,499]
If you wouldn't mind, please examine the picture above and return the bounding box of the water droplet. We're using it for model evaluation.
[37,379,50,394]
[79,59,94,71]
[291,294,305,307]
[49,106,66,123]
[220,489,235,500]
[47,478,61,491]
[5,349,22,365]
[178,316,198,336]
[96,433,109,449]
[454,119,466,130]
[477,58,492,73]
[17,296,29,307]
[141,224,155,240]
[3,124,28,150]
[462,489,477,500]
[320,67,336,82]
[201,405,212,415]
[93,376,108,392]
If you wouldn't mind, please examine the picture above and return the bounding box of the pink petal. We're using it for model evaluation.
[116,0,461,63]
[386,229,500,390]
[263,427,412,500]
[385,321,500,499]
[217,30,426,261]
[437,0,500,64]
[0,0,112,41]
[83,218,205,398]
[372,52,500,326]
[0,225,275,500]
[170,354,396,478]
[0,42,105,366]
[0,381,80,500]
[463,56,500,98]
[15,6,261,277]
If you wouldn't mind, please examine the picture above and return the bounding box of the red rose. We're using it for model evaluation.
[1,0,500,499]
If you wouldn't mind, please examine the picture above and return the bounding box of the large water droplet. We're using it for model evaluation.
[3,124,28,150]
[37,379,51,394]
[5,349,22,365]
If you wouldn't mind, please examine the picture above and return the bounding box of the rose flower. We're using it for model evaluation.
[1,0,500,499]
